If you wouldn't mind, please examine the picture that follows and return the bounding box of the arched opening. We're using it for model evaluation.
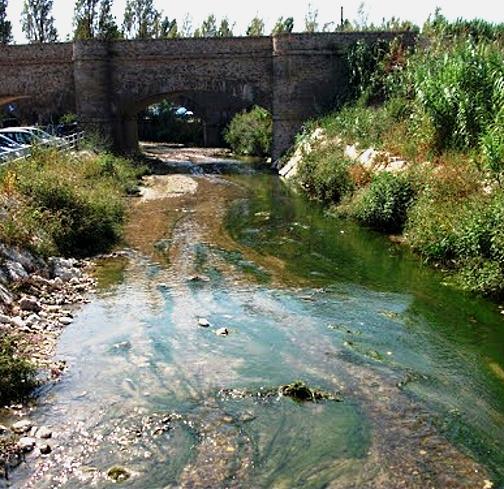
[118,90,265,156]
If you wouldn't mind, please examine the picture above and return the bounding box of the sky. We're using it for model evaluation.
[6,0,504,44]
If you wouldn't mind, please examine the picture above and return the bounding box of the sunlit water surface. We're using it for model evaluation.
[8,158,504,489]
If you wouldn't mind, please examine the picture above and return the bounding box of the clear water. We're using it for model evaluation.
[9,161,504,489]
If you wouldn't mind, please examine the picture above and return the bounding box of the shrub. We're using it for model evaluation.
[354,172,415,232]
[296,143,354,203]
[0,148,141,257]
[224,106,272,156]
[0,335,37,404]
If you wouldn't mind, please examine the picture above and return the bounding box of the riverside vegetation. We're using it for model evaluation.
[285,14,504,299]
[0,147,142,406]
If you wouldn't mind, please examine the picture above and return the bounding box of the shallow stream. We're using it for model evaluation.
[9,149,504,488]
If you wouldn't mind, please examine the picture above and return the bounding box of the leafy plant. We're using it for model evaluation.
[0,335,37,404]
[224,106,272,157]
[354,172,415,232]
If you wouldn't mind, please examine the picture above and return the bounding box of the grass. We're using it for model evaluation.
[0,147,144,257]
[292,17,504,299]
[0,335,37,405]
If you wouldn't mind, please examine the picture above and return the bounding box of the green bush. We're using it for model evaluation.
[0,335,37,405]
[224,106,272,156]
[296,143,353,203]
[354,172,415,232]
[0,148,141,257]
[406,188,504,297]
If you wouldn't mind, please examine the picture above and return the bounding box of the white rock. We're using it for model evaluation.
[36,426,52,439]
[59,317,73,326]
[11,419,33,434]
[18,437,36,452]
[215,328,229,336]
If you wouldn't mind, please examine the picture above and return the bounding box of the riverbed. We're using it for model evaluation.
[8,146,504,488]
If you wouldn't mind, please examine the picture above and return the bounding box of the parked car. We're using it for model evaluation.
[0,133,29,162]
[0,128,38,146]
[19,126,65,146]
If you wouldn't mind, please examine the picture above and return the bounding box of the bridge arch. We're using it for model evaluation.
[116,85,271,151]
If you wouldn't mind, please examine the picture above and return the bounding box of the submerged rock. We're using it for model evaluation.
[279,381,335,402]
[215,328,229,336]
[107,466,131,483]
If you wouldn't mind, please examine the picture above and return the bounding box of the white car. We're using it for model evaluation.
[0,127,63,148]
[0,133,29,162]
[18,126,65,146]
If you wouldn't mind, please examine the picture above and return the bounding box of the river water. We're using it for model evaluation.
[9,148,504,488]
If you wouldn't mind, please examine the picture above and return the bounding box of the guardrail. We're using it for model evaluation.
[0,131,86,165]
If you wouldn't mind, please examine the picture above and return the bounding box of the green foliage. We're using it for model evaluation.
[0,148,141,257]
[73,0,99,40]
[21,0,58,42]
[406,185,504,297]
[411,40,504,152]
[224,106,272,157]
[0,335,37,404]
[304,3,318,33]
[58,112,78,125]
[296,143,353,203]
[193,14,217,38]
[0,0,12,44]
[271,17,294,35]
[354,172,415,232]
[246,16,264,36]
[97,0,121,40]
[122,0,160,39]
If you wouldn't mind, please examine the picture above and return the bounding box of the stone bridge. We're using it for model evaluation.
[0,33,414,159]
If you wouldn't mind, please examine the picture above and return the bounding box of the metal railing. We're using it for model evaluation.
[0,131,86,165]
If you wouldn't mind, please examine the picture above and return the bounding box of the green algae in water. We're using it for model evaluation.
[94,257,128,292]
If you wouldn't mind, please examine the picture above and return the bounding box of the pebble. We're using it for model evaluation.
[19,296,42,313]
[39,443,52,455]
[11,419,33,434]
[59,317,73,326]
[36,426,53,439]
[18,437,36,452]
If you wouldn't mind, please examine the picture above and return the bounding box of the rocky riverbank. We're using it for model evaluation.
[0,243,97,478]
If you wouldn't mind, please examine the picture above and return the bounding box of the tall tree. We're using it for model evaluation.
[122,0,161,39]
[180,13,192,37]
[304,3,319,33]
[246,15,264,36]
[97,0,121,39]
[194,14,219,38]
[73,0,99,40]
[0,0,12,44]
[271,16,294,35]
[21,0,58,43]
[159,16,178,38]
[217,18,234,37]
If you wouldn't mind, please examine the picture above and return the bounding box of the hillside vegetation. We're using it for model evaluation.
[293,14,504,298]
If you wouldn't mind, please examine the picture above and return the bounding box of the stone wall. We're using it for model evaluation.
[0,43,75,122]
